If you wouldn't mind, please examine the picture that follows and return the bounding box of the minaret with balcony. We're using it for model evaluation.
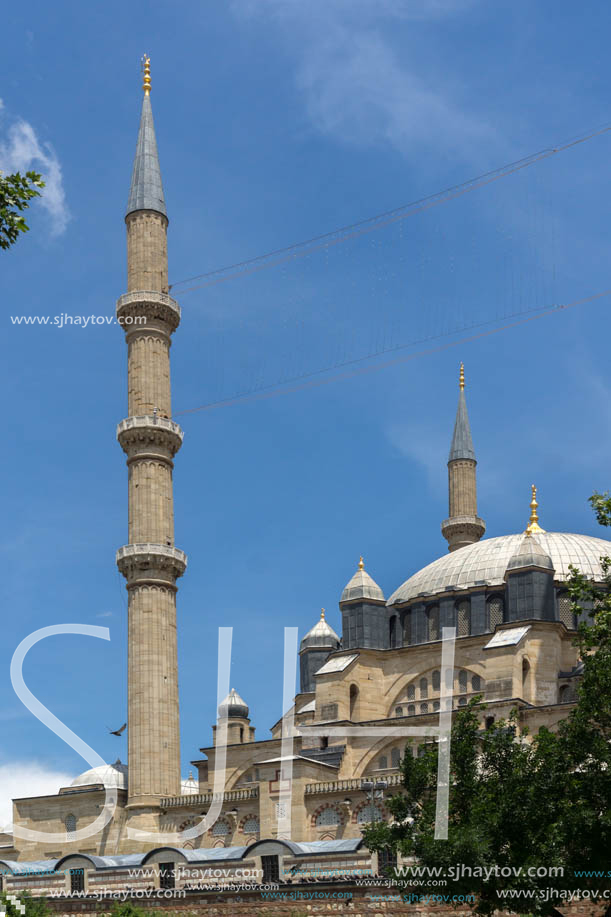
[116,57,186,814]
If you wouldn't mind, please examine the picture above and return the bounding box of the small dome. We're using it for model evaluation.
[218,688,249,719]
[71,759,127,790]
[300,610,340,651]
[506,534,554,574]
[180,772,198,795]
[340,557,385,604]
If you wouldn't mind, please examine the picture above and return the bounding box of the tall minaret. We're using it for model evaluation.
[116,56,186,809]
[441,364,485,552]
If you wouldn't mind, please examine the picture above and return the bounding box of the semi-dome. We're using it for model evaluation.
[341,557,385,603]
[218,688,249,719]
[70,759,128,790]
[300,610,340,651]
[388,532,611,605]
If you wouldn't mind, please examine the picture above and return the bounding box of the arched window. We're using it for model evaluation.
[407,704,415,716]
[65,814,76,840]
[395,706,403,716]
[379,755,388,769]
[488,594,504,630]
[472,674,482,692]
[389,616,397,648]
[433,700,440,712]
[211,819,231,836]
[420,702,429,714]
[419,677,428,698]
[391,747,400,768]
[485,715,495,730]
[557,592,575,629]
[457,600,470,637]
[427,605,440,641]
[316,807,341,827]
[242,816,260,834]
[458,696,467,707]
[432,670,441,692]
[357,804,383,824]
[407,684,415,701]
[458,670,468,692]
[522,658,531,698]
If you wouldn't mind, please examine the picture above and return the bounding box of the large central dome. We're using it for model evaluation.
[388,532,611,605]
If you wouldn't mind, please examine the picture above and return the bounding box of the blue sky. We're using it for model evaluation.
[1,0,611,823]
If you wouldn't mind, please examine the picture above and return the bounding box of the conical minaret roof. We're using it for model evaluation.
[126,58,167,218]
[449,364,475,462]
[340,557,385,604]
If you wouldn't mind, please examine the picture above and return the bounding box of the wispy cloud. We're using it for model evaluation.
[96,611,113,619]
[0,762,73,831]
[0,113,69,237]
[233,0,493,161]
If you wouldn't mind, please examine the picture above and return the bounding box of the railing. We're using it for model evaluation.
[305,773,403,795]
[116,543,187,565]
[117,415,184,440]
[116,290,181,316]
[160,787,259,807]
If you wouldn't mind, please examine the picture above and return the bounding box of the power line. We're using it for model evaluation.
[173,287,611,415]
[169,120,611,295]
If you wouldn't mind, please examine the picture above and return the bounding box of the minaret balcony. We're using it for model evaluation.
[116,542,187,580]
[116,290,181,333]
[117,415,184,458]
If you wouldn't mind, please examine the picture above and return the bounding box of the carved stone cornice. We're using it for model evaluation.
[441,515,486,552]
[117,415,184,460]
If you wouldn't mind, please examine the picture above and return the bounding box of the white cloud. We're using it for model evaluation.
[0,763,73,831]
[0,117,69,237]
[233,0,493,161]
[96,611,114,618]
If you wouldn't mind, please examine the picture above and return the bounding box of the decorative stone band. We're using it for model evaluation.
[116,542,187,581]
[116,290,181,334]
[117,415,184,458]
[160,787,259,808]
[305,773,403,795]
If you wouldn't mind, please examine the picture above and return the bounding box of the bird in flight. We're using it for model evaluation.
[107,723,127,737]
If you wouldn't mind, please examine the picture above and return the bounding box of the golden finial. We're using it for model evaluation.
[358,556,364,571]
[525,484,546,535]
[459,362,465,391]
[142,54,151,95]
[320,608,326,620]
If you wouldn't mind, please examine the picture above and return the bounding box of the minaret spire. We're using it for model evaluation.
[116,59,186,815]
[441,364,486,552]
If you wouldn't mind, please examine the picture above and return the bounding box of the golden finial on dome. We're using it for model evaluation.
[320,608,325,620]
[459,362,465,391]
[358,556,365,570]
[525,484,546,535]
[142,54,151,95]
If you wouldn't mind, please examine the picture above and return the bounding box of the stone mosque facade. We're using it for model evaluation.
[1,63,610,895]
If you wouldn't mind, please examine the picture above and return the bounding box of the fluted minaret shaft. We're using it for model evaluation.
[441,365,485,552]
[116,64,186,808]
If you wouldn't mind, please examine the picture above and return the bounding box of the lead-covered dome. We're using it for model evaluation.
[388,532,611,605]
[218,688,249,719]
[341,557,385,603]
[300,610,340,651]
[70,759,128,790]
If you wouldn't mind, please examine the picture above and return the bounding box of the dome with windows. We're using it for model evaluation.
[388,532,611,606]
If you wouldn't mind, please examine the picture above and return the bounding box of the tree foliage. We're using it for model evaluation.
[363,491,611,916]
[0,171,45,250]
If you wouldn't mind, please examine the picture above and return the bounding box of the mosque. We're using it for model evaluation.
[1,60,609,897]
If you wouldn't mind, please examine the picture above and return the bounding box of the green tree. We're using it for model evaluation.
[363,491,611,917]
[0,171,45,249]
[0,892,51,916]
